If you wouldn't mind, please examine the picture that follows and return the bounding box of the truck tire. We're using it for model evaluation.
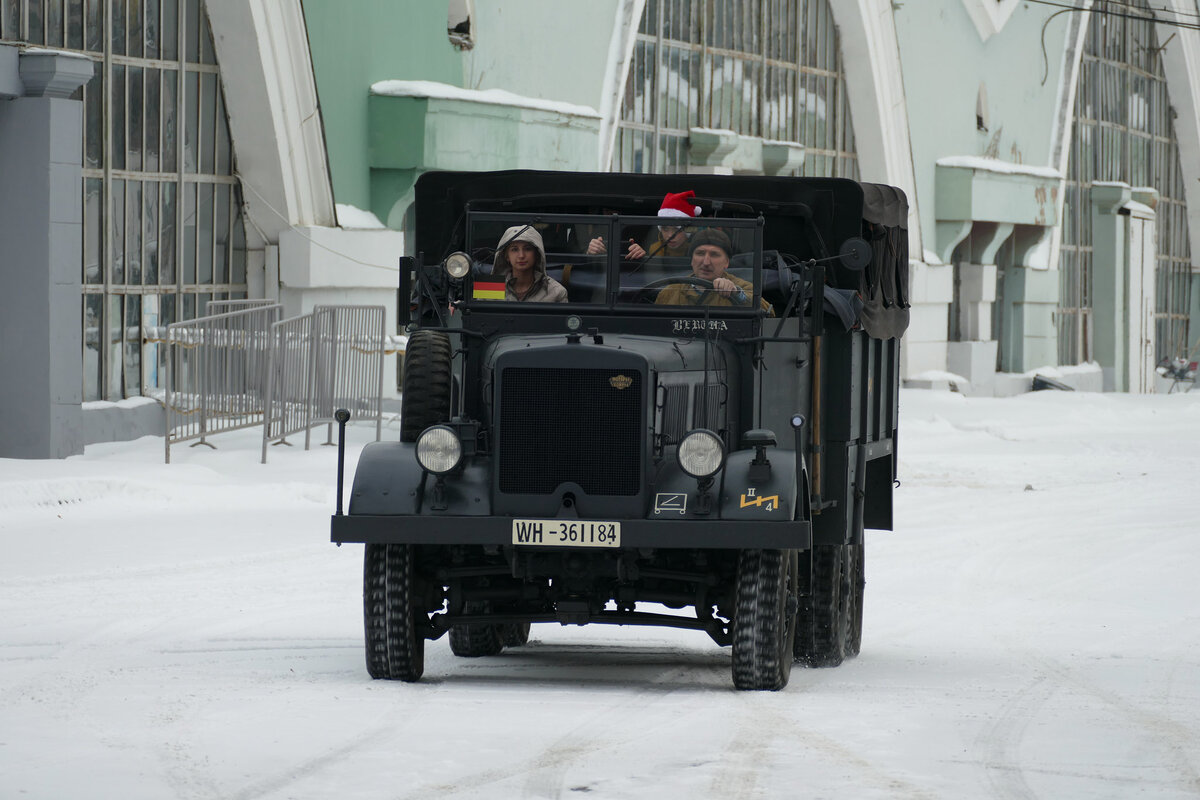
[502,622,531,647]
[845,543,865,658]
[400,330,452,443]
[448,601,504,657]
[731,549,798,691]
[363,543,426,681]
[795,544,847,667]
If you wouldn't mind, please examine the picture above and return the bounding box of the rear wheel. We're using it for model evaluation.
[363,543,426,681]
[731,549,798,691]
[502,622,531,647]
[400,330,452,443]
[844,543,865,658]
[448,601,504,657]
[795,544,847,668]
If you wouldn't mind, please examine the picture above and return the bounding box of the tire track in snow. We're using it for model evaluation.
[976,650,1200,798]
[219,723,401,800]
[710,672,936,799]
[517,661,714,798]
[1031,652,1200,794]
[976,674,1055,800]
[396,644,726,798]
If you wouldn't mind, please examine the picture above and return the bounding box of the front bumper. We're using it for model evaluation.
[331,514,810,550]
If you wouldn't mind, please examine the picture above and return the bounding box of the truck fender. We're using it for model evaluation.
[719,450,797,521]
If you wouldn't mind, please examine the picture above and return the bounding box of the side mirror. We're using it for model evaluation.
[838,237,872,271]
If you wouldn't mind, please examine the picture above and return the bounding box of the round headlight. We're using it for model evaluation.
[416,426,462,474]
[678,429,724,478]
[444,251,472,279]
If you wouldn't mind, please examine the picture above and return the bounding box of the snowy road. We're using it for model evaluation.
[2,390,1199,798]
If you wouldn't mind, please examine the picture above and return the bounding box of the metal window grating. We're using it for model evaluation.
[1060,0,1192,365]
[614,0,857,178]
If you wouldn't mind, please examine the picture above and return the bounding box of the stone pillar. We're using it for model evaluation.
[1090,183,1132,391]
[946,221,1011,394]
[947,262,999,392]
[999,265,1059,373]
[0,47,93,458]
[999,225,1059,374]
[1089,182,1158,392]
[902,261,953,381]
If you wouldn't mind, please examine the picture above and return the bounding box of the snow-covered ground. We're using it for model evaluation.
[2,390,1199,799]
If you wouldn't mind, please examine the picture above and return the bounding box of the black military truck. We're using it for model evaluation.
[331,170,908,690]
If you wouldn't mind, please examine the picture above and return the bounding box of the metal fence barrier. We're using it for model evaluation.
[260,313,315,462]
[205,298,280,315]
[164,304,283,463]
[261,305,387,463]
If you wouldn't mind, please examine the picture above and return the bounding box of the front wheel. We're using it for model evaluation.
[363,543,426,681]
[731,549,798,691]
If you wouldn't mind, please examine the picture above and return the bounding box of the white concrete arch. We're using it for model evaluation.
[1048,0,1200,269]
[204,0,335,245]
[830,0,922,256]
[1156,0,1200,266]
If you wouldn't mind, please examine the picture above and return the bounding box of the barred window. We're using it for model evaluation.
[1,0,248,401]
[614,0,857,178]
[1060,0,1192,365]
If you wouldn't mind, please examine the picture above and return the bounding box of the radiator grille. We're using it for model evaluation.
[660,384,689,444]
[499,367,642,495]
[693,383,724,432]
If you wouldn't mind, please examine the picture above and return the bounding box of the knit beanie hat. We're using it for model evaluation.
[658,190,702,219]
[687,228,734,259]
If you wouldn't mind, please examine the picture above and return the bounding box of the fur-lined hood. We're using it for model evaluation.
[492,225,547,278]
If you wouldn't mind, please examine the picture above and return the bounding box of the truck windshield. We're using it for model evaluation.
[464,212,764,312]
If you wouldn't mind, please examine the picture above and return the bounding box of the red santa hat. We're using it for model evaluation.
[657,190,702,219]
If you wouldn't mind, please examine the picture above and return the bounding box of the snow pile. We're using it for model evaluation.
[335,204,386,230]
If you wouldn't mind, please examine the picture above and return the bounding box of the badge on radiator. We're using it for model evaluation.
[609,374,633,390]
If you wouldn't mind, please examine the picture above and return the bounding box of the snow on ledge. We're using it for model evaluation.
[19,46,96,62]
[908,369,970,387]
[335,204,386,230]
[936,156,1061,180]
[82,396,160,411]
[690,126,741,138]
[370,80,600,119]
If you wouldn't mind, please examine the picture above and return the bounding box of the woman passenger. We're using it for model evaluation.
[492,225,568,302]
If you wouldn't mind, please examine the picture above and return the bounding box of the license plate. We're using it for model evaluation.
[511,519,621,548]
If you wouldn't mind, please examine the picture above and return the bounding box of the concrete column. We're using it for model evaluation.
[1090,182,1130,390]
[1088,182,1160,392]
[999,265,1059,373]
[902,261,953,382]
[0,48,93,458]
[999,225,1059,374]
[947,261,999,392]
[947,221,1010,394]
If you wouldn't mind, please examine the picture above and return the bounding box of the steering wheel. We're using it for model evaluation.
[632,276,718,305]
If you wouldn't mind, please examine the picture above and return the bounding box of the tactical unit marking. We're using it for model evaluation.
[653,493,688,515]
[740,488,779,511]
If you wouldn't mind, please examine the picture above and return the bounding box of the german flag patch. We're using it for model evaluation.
[472,281,506,301]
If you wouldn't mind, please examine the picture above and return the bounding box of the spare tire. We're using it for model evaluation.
[400,330,452,443]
